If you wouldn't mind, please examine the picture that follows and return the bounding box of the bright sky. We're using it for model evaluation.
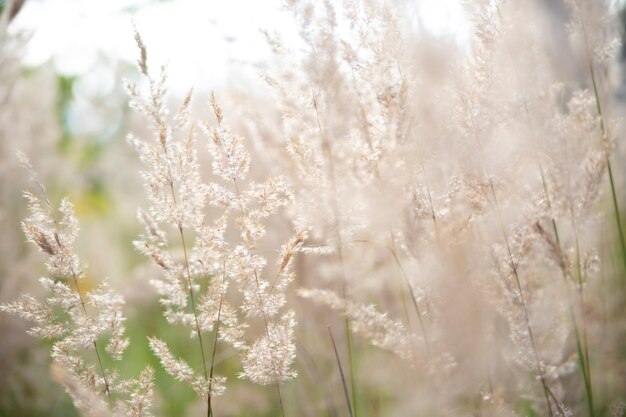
[11,0,469,92]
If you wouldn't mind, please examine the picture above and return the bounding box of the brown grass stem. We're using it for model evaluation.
[328,327,354,417]
[207,261,227,417]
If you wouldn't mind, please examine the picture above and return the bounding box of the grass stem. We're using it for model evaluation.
[329,327,354,417]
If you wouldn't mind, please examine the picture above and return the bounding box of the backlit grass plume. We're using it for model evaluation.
[1,153,154,417]
[125,29,301,416]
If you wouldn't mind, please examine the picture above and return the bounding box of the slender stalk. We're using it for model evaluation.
[344,316,357,417]
[253,268,287,417]
[178,224,211,417]
[208,101,286,411]
[421,162,441,245]
[355,234,432,359]
[606,162,626,276]
[207,261,227,417]
[275,383,286,417]
[178,226,210,381]
[569,210,595,417]
[71,273,112,401]
[297,343,339,417]
[23,165,113,402]
[387,242,431,356]
[468,91,555,413]
[538,164,560,246]
[328,327,354,417]
[313,95,359,417]
[537,165,595,417]
[583,15,626,278]
[489,182,554,417]
[573,309,594,417]
[580,23,617,415]
[230,175,286,417]
[163,142,210,415]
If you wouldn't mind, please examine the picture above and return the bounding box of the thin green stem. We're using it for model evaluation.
[344,316,357,417]
[538,164,560,247]
[607,162,626,276]
[573,308,594,417]
[571,211,595,417]
[207,262,227,417]
[586,34,626,278]
[538,166,594,417]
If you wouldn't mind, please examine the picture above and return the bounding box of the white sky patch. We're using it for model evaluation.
[10,0,294,91]
[417,0,470,44]
[10,0,469,93]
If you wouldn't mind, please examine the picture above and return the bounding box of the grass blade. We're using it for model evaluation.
[328,327,354,417]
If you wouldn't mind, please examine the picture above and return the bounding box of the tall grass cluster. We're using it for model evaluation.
[2,0,626,416]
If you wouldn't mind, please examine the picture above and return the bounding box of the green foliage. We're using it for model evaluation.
[56,75,77,152]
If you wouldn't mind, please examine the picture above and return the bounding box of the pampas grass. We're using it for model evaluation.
[2,0,626,416]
